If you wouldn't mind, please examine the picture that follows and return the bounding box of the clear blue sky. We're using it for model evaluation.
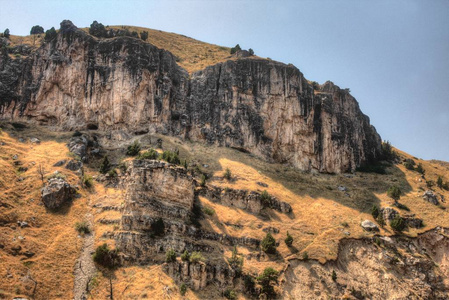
[1,0,448,161]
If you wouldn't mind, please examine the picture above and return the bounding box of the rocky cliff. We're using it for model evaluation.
[0,20,381,173]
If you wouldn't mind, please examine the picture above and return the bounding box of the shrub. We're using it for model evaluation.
[404,160,415,170]
[131,31,139,38]
[331,270,337,281]
[3,28,10,39]
[165,249,177,263]
[230,44,241,54]
[284,231,293,247]
[243,274,256,294]
[140,31,148,41]
[224,168,232,180]
[437,176,444,189]
[181,250,190,262]
[390,215,405,232]
[381,141,397,161]
[75,221,90,234]
[256,267,279,297]
[416,163,425,175]
[47,172,66,180]
[260,190,272,206]
[151,218,165,236]
[161,150,181,165]
[376,214,385,228]
[93,243,118,268]
[137,149,159,160]
[387,185,401,201]
[99,156,111,174]
[44,27,57,42]
[30,25,44,35]
[189,251,205,263]
[83,175,93,188]
[126,140,141,156]
[183,160,188,169]
[426,180,434,189]
[248,48,254,56]
[89,21,107,38]
[200,174,207,187]
[179,283,187,296]
[356,163,386,174]
[371,205,379,219]
[227,246,243,274]
[302,251,309,261]
[261,233,277,254]
[107,169,117,178]
[224,289,237,300]
[202,206,214,216]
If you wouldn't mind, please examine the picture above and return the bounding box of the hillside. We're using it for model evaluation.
[0,20,448,299]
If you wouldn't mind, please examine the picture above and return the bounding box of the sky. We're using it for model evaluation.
[1,0,448,161]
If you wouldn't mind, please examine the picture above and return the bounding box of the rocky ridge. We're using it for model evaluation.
[0,20,381,173]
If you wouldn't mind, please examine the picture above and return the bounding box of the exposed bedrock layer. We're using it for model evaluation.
[0,20,381,173]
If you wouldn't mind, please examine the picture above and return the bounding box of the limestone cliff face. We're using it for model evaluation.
[0,20,381,173]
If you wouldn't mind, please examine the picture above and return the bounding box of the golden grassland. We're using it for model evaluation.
[1,124,448,299]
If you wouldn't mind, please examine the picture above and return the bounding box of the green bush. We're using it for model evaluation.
[390,215,405,232]
[437,176,444,189]
[302,251,309,261]
[181,250,190,262]
[165,249,176,263]
[224,289,237,300]
[202,206,215,216]
[75,221,90,234]
[99,156,111,174]
[224,168,232,180]
[3,28,10,39]
[261,233,277,254]
[381,141,397,161]
[93,243,118,268]
[387,185,401,201]
[44,27,57,42]
[180,283,187,296]
[107,169,117,178]
[256,267,279,297]
[200,174,207,187]
[161,150,181,165]
[30,25,44,35]
[284,231,293,247]
[230,44,241,54]
[376,214,385,228]
[371,205,379,219]
[126,140,141,156]
[260,190,272,206]
[47,172,66,180]
[403,160,415,170]
[426,180,434,189]
[248,48,254,56]
[190,251,205,263]
[137,149,159,160]
[140,31,148,41]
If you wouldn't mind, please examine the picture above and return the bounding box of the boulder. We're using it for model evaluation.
[361,220,379,232]
[67,135,88,161]
[53,160,66,167]
[422,190,439,205]
[65,159,83,171]
[41,178,76,209]
[30,137,40,144]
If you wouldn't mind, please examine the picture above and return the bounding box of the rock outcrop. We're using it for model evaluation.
[41,178,76,209]
[0,20,382,173]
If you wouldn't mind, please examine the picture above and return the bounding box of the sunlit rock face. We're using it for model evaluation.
[0,20,381,173]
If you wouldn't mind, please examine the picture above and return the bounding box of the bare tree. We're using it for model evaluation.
[37,164,46,184]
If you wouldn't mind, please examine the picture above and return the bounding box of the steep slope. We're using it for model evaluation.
[0,20,381,173]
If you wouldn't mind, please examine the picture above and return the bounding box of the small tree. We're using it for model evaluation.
[376,214,385,228]
[224,168,232,180]
[387,185,401,201]
[99,156,111,174]
[256,267,279,297]
[181,250,190,262]
[248,48,254,56]
[381,141,396,161]
[127,140,141,156]
[30,25,44,35]
[200,174,207,187]
[230,44,241,54]
[190,251,205,263]
[260,190,272,206]
[302,251,309,261]
[261,233,277,254]
[93,243,118,268]
[180,283,187,296]
[390,215,405,232]
[165,249,177,263]
[371,205,379,219]
[137,149,159,160]
[37,164,46,184]
[44,27,57,42]
[3,28,10,39]
[331,270,337,281]
[435,176,443,189]
[140,31,148,41]
[227,246,244,274]
[284,231,293,247]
